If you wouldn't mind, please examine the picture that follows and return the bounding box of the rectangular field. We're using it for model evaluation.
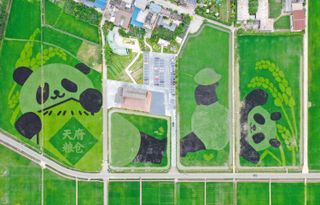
[108,181,140,205]
[271,182,305,205]
[0,144,42,205]
[206,182,234,205]
[108,109,170,171]
[237,182,269,205]
[142,181,174,205]
[308,0,320,170]
[178,24,231,169]
[78,181,104,205]
[43,169,76,205]
[238,34,303,168]
[176,182,205,205]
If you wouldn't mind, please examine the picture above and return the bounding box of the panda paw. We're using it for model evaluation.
[15,112,42,139]
[79,88,102,113]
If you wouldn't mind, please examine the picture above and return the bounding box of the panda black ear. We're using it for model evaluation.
[271,112,281,121]
[13,67,33,85]
[75,63,91,75]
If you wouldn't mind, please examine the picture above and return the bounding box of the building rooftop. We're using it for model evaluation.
[114,8,133,30]
[292,9,305,31]
[134,0,148,10]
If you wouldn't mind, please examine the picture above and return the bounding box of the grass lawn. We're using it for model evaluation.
[271,183,305,205]
[178,24,231,167]
[5,0,41,40]
[307,183,320,204]
[176,182,205,205]
[269,0,282,18]
[0,144,42,205]
[142,181,174,205]
[237,182,269,205]
[43,26,83,56]
[78,181,104,205]
[109,110,169,169]
[44,169,76,205]
[206,182,234,205]
[274,16,291,30]
[238,34,303,167]
[106,48,135,82]
[308,0,320,170]
[109,181,140,205]
[45,0,100,43]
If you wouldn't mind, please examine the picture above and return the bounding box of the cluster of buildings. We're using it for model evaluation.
[237,0,305,32]
[105,0,184,33]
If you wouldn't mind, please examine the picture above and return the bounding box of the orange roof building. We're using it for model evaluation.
[292,9,305,31]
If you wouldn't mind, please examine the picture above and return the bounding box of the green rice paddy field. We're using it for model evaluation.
[238,34,303,167]
[0,0,103,172]
[308,0,320,171]
[109,110,170,170]
[178,24,231,168]
[1,141,320,204]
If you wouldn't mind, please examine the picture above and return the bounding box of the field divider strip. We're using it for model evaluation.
[76,178,78,205]
[269,178,272,205]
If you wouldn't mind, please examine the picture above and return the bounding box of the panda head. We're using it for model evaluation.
[13,63,101,113]
[240,89,281,163]
[247,105,281,151]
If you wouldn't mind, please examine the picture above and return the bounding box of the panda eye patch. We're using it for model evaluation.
[253,113,265,125]
[61,78,78,93]
[36,82,49,104]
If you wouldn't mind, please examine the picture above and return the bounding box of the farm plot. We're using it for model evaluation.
[178,24,231,169]
[108,109,170,172]
[206,182,234,205]
[237,182,269,205]
[44,0,100,44]
[0,144,42,205]
[78,181,104,205]
[43,169,76,205]
[176,182,205,205]
[271,182,305,205]
[109,181,140,205]
[142,181,174,205]
[0,0,103,172]
[238,34,303,168]
[308,0,320,171]
[5,0,41,40]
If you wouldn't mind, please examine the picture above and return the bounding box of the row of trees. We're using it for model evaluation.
[64,0,102,26]
[248,0,258,15]
[0,0,10,40]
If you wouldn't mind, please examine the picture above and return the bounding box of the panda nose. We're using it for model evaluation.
[54,89,60,95]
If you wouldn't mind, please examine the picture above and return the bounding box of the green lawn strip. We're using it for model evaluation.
[238,34,302,167]
[306,183,320,204]
[271,182,304,205]
[105,43,135,81]
[108,181,140,205]
[274,16,291,30]
[78,181,104,205]
[237,182,269,205]
[5,0,41,40]
[44,169,76,205]
[176,182,205,205]
[206,182,234,205]
[42,26,83,56]
[0,144,42,205]
[308,0,320,170]
[142,181,174,205]
[178,24,230,166]
[269,0,282,18]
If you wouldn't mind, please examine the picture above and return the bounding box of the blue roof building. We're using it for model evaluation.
[94,0,107,9]
[130,7,144,27]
